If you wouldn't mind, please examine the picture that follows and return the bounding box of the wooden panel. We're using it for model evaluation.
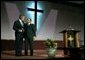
[1,39,64,50]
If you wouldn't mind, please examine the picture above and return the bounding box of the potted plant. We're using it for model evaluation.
[44,39,57,58]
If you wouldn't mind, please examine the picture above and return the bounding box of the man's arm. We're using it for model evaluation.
[13,21,18,32]
[32,24,36,37]
[13,21,23,32]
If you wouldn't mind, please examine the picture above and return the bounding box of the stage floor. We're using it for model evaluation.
[1,50,69,59]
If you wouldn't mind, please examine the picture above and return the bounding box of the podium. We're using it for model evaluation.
[60,29,80,55]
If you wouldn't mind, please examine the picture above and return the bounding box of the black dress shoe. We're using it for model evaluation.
[15,54,22,56]
[15,54,21,56]
[30,54,33,56]
[25,54,28,56]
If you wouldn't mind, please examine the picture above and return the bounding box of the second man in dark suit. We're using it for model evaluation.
[24,18,36,56]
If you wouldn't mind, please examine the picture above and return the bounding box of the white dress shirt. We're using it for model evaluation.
[19,19,23,26]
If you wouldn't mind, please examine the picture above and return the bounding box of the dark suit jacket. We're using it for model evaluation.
[13,20,25,52]
[24,24,36,38]
[13,20,25,34]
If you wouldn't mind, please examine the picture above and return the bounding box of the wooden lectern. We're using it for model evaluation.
[60,29,80,55]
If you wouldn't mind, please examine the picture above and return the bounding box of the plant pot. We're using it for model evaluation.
[47,48,56,58]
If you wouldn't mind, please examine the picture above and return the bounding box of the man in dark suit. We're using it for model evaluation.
[13,14,25,56]
[24,18,36,56]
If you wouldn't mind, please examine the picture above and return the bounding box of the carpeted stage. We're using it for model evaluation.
[1,50,83,60]
[1,50,70,59]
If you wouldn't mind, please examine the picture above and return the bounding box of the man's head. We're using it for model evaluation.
[27,18,32,24]
[19,14,25,21]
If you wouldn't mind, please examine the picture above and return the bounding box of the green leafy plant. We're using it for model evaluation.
[44,39,57,48]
